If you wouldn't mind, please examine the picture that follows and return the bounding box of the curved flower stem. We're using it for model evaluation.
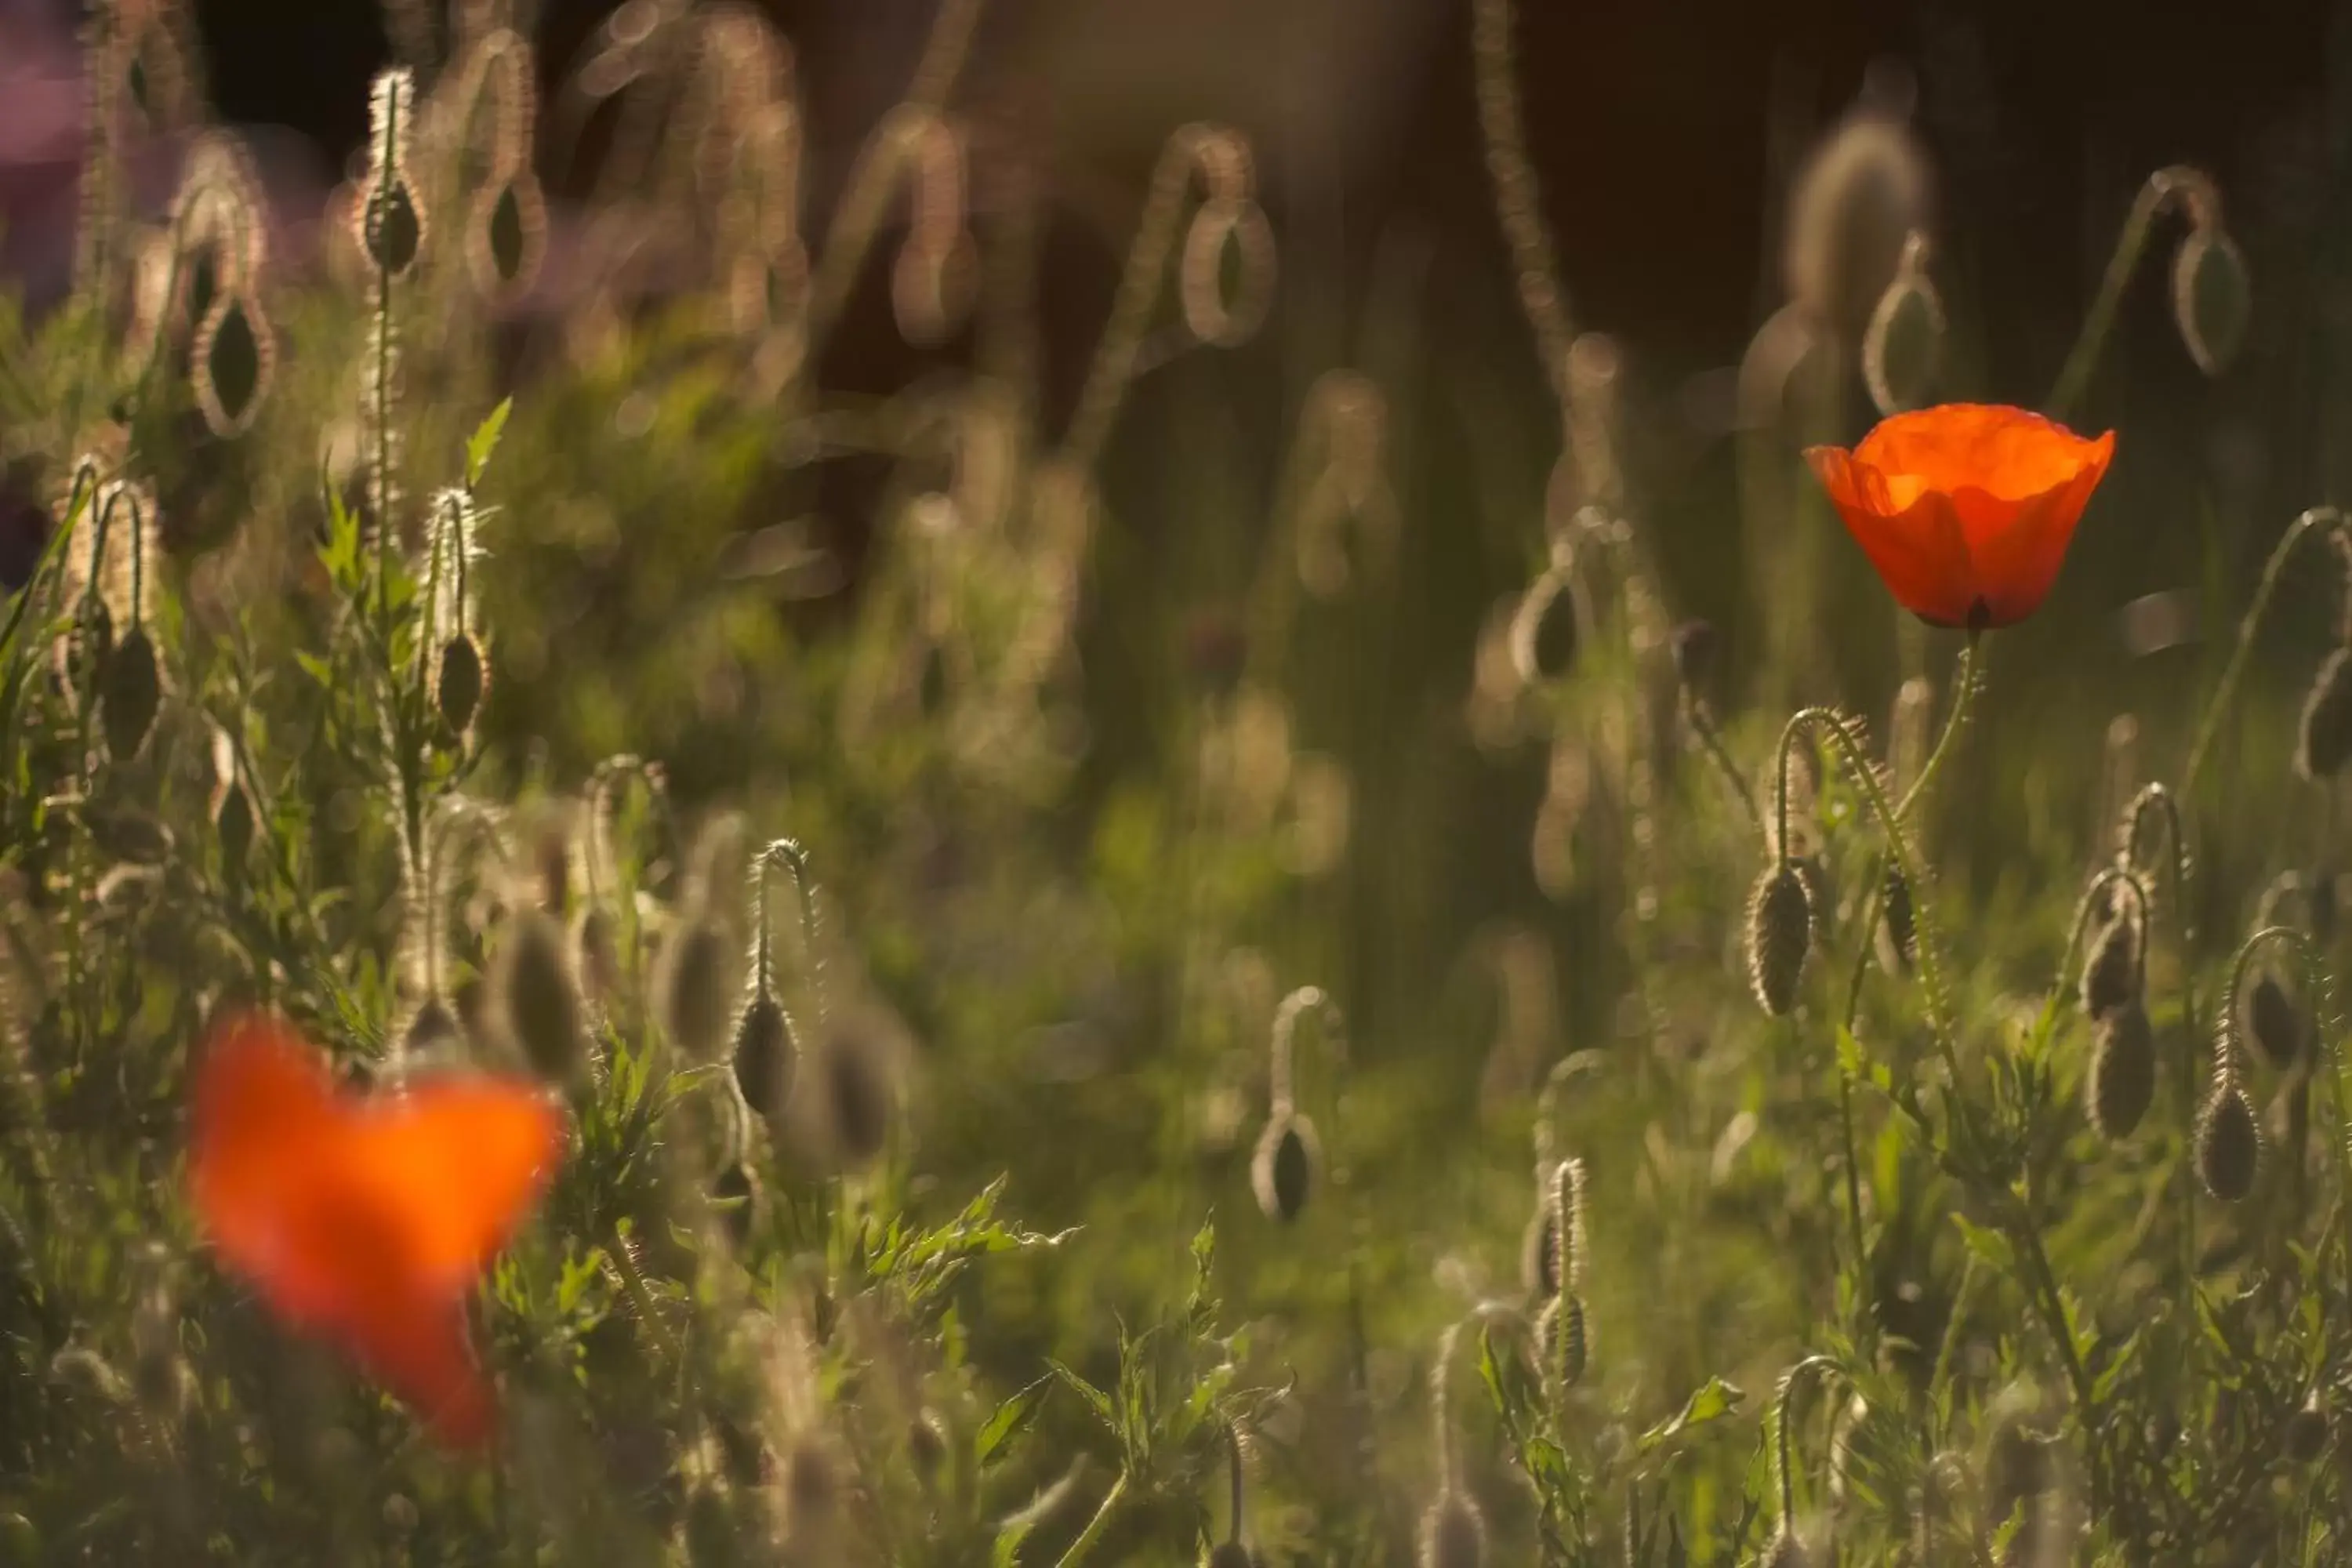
[1269,985,1345,1119]
[2117,783,2200,1308]
[2182,507,2352,798]
[1893,632,1983,823]
[2222,926,2347,1262]
[1682,691,1762,833]
[1771,1355,1843,1533]
[753,837,822,1011]
[2045,166,2220,421]
[1774,710,1957,1068]
[2029,863,2154,1043]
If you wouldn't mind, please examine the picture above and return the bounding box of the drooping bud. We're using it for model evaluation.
[731,989,795,1127]
[1536,1292,1588,1390]
[433,633,486,735]
[1745,863,1813,1016]
[2195,1080,2260,1202]
[361,71,423,275]
[574,904,622,1006]
[2088,999,2156,1141]
[1877,862,1917,975]
[496,909,583,1086]
[1862,231,1944,415]
[2078,912,2141,1019]
[98,625,161,761]
[1251,1110,1319,1222]
[2172,223,2251,377]
[710,1161,760,1251]
[657,916,735,1062]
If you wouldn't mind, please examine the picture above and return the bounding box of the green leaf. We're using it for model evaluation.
[1950,1214,2014,1277]
[466,397,514,488]
[1047,1358,1116,1435]
[990,1518,1036,1568]
[977,1374,1052,1469]
[1638,1377,1745,1454]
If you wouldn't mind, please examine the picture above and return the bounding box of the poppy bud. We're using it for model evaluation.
[2089,999,2156,1141]
[194,292,273,438]
[1250,1110,1319,1222]
[2285,1394,2332,1463]
[819,1021,895,1171]
[99,626,161,761]
[2296,647,2352,782]
[1417,1490,1486,1568]
[2245,973,2304,1070]
[731,990,794,1127]
[659,919,734,1062]
[1670,619,1718,693]
[364,180,422,275]
[2195,1081,2260,1202]
[1537,1292,1588,1389]
[434,633,486,735]
[2172,226,2250,377]
[1745,864,1813,1015]
[212,776,254,870]
[1207,1544,1258,1568]
[2078,914,2140,1019]
[496,910,583,1087]
[1519,1207,1560,1299]
[402,996,461,1057]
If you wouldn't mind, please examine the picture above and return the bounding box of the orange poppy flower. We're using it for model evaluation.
[190,1013,564,1448]
[1804,404,2115,629]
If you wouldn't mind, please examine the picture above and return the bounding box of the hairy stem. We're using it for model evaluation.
[2182,507,2351,797]
[2045,166,2218,421]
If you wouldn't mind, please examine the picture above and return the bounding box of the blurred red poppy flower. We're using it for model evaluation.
[190,1013,564,1448]
[1804,403,2115,629]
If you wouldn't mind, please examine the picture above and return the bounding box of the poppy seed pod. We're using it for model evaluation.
[434,633,486,735]
[657,919,733,1062]
[2078,913,2141,1020]
[496,909,583,1087]
[730,990,794,1127]
[2088,999,2157,1141]
[2195,1082,2261,1202]
[2245,973,2305,1070]
[1417,1490,1486,1568]
[2172,226,2251,377]
[2296,648,2352,782]
[1250,1111,1319,1222]
[99,626,162,761]
[2287,1394,2332,1464]
[1745,863,1813,1015]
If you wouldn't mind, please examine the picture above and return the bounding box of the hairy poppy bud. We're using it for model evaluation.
[497,910,583,1087]
[2245,973,2304,1069]
[434,633,486,735]
[1251,1111,1319,1222]
[2297,647,2352,782]
[731,990,794,1127]
[2078,913,2140,1019]
[1745,864,1813,1015]
[1520,1207,1559,1299]
[2089,999,2156,1141]
[1862,235,1944,415]
[364,181,422,275]
[1417,1491,1486,1568]
[1537,1291,1588,1389]
[2195,1082,2260,1202]
[658,918,734,1062]
[99,626,161,761]
[710,1161,758,1251]
[212,777,254,869]
[194,293,273,438]
[2172,226,2250,377]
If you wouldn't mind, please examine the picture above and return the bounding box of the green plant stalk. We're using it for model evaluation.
[1894,632,1981,823]
[2121,785,2200,1322]
[2005,1186,2103,1514]
[2045,166,2213,421]
[1048,1470,1128,1568]
[2181,507,2350,797]
[1686,692,1762,833]
[1832,853,1886,1319]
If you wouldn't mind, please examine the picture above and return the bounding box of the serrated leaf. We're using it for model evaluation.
[466,397,513,487]
[1047,1358,1116,1435]
[1639,1377,1745,1454]
[977,1374,1052,1469]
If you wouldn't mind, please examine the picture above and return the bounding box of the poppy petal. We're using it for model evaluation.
[1961,430,2115,625]
[1804,446,1979,626]
[345,1077,564,1294]
[339,1290,498,1448]
[191,1015,361,1323]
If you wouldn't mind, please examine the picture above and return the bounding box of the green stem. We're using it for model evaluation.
[2030,864,2154,1043]
[2118,784,2200,1317]
[2182,507,2352,797]
[1685,693,1761,832]
[1049,1471,1129,1568]
[1894,632,1981,823]
[2007,1192,2101,1511]
[2045,166,2218,422]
